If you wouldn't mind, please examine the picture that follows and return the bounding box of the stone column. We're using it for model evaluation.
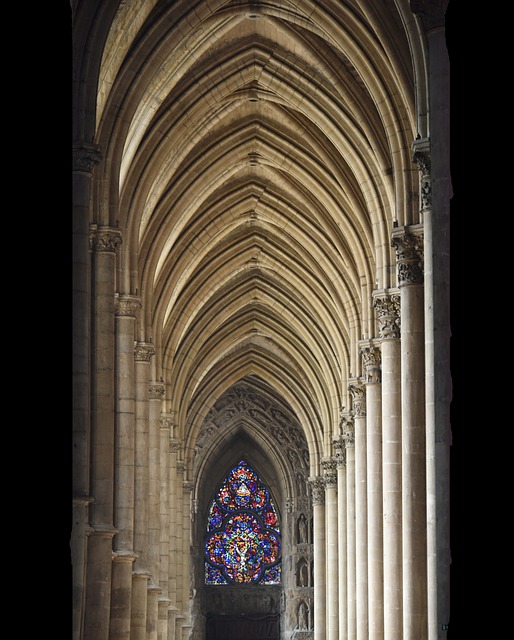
[148,383,165,586]
[84,225,122,640]
[322,457,338,640]
[130,570,151,640]
[343,418,356,640]
[410,4,452,624]
[110,295,141,640]
[361,343,384,640]
[334,431,347,640]
[158,415,173,640]
[72,143,101,640]
[349,381,367,640]
[182,480,194,629]
[309,476,326,640]
[133,342,155,573]
[168,438,181,640]
[392,228,427,640]
[174,460,186,638]
[147,584,161,640]
[374,292,402,640]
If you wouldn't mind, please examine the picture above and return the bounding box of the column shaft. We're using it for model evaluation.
[310,477,326,640]
[401,281,427,639]
[345,428,356,640]
[323,459,338,640]
[134,344,154,571]
[147,585,160,640]
[148,384,164,584]
[109,553,136,640]
[382,336,403,640]
[83,530,115,640]
[130,572,150,640]
[335,438,348,640]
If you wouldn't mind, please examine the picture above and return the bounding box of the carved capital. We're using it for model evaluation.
[134,342,155,363]
[115,294,141,317]
[373,292,401,339]
[183,480,194,493]
[160,415,174,431]
[177,461,185,474]
[89,226,122,254]
[321,457,337,487]
[360,343,382,385]
[72,143,102,175]
[412,137,431,212]
[149,383,165,400]
[349,383,366,417]
[169,438,181,453]
[333,436,346,467]
[308,477,325,506]
[391,230,424,286]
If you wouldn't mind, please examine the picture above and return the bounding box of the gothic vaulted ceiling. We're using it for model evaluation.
[76,0,425,475]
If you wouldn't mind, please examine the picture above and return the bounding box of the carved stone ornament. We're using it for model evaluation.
[308,477,325,506]
[361,345,382,385]
[374,294,400,339]
[149,383,165,400]
[160,415,174,431]
[349,383,366,417]
[134,342,155,362]
[89,227,123,254]
[333,436,346,467]
[169,438,181,453]
[321,458,337,487]
[391,233,424,286]
[115,294,142,317]
[72,143,102,175]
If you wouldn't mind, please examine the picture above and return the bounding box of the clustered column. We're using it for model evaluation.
[333,429,347,640]
[343,417,356,640]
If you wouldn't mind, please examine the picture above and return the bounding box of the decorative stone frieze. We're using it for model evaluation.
[134,342,155,362]
[360,343,382,385]
[391,230,424,286]
[89,226,122,254]
[115,294,141,317]
[308,477,325,506]
[72,143,102,175]
[373,293,401,339]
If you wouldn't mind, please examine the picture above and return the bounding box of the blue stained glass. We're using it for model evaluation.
[205,459,281,584]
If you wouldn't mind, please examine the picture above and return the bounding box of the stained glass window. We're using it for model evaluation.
[205,459,281,584]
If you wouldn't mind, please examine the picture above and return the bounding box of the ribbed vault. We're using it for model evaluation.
[88,0,425,477]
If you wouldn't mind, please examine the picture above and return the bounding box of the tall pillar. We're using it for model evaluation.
[392,228,427,640]
[349,381,367,640]
[110,295,141,640]
[158,415,173,640]
[322,457,338,640]
[133,342,155,573]
[309,476,326,640]
[175,460,186,639]
[168,437,181,640]
[343,418,356,640]
[361,343,384,640]
[148,383,165,585]
[410,3,452,626]
[130,570,151,640]
[334,430,347,640]
[147,584,161,640]
[374,292,403,640]
[84,225,122,640]
[182,479,194,629]
[72,143,101,640]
